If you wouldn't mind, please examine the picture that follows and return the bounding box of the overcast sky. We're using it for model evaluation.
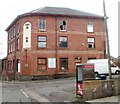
[0,0,119,59]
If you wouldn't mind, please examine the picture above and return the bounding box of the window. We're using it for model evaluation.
[17,38,19,50]
[13,28,16,37]
[60,20,67,31]
[59,37,68,48]
[25,37,28,42]
[38,58,47,70]
[12,42,15,52]
[38,36,47,48]
[16,23,20,35]
[39,19,46,30]
[60,58,68,70]
[8,61,12,70]
[87,21,94,32]
[87,38,95,48]
[8,44,10,53]
[11,43,12,52]
[25,24,30,29]
[8,33,10,40]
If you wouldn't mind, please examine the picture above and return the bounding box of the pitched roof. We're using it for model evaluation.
[29,6,102,17]
[6,6,103,31]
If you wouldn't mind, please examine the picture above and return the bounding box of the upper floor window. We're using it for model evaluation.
[16,23,20,35]
[59,37,68,48]
[11,42,12,52]
[60,20,67,31]
[13,28,16,37]
[87,21,94,32]
[17,38,19,50]
[38,36,47,48]
[8,32,11,41]
[12,42,15,52]
[39,19,46,30]
[8,44,10,53]
[87,37,95,49]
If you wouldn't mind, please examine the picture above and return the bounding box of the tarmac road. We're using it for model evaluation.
[2,77,76,102]
[2,76,120,103]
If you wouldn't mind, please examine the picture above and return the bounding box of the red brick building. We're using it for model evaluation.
[2,7,106,80]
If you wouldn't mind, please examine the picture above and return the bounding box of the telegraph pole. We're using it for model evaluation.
[103,0,112,79]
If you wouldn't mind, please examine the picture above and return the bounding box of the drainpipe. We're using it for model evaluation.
[55,17,58,76]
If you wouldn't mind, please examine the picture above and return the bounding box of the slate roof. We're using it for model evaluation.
[6,6,103,31]
[29,6,102,17]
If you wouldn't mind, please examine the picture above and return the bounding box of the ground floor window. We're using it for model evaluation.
[8,61,12,70]
[38,58,47,70]
[60,58,68,70]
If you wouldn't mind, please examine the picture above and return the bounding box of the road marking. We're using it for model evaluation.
[20,89,29,98]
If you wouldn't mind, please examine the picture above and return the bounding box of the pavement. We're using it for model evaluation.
[86,95,120,103]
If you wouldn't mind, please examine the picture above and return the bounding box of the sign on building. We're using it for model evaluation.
[48,58,56,68]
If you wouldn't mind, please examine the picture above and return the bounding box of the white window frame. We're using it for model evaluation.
[38,19,46,31]
[60,20,67,31]
[38,36,47,48]
[87,21,94,33]
[87,37,95,49]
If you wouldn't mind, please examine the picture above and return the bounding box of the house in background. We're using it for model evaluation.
[2,7,106,80]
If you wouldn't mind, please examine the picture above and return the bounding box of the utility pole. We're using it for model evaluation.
[103,0,112,79]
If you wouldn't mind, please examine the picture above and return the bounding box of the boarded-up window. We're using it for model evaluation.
[60,58,68,70]
[38,58,47,70]
[87,21,94,32]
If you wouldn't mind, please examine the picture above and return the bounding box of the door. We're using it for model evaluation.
[17,59,20,73]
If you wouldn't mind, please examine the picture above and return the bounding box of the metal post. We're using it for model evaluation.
[103,0,112,79]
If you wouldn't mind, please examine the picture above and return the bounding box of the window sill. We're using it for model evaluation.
[59,69,69,72]
[37,47,48,49]
[59,30,67,32]
[88,48,96,49]
[38,29,46,32]
[37,70,47,72]
[59,47,69,50]
[87,31,94,33]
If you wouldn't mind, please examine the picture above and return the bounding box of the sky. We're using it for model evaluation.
[0,0,119,59]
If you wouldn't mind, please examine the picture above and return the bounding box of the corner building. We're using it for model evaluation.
[4,7,106,80]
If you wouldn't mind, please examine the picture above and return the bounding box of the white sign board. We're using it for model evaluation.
[48,58,56,68]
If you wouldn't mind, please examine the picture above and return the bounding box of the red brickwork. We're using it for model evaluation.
[2,13,106,79]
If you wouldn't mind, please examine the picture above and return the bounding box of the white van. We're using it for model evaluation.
[87,59,120,75]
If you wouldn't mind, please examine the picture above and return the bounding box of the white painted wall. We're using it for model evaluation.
[23,22,31,48]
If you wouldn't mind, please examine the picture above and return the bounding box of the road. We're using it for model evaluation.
[2,77,76,102]
[2,75,120,103]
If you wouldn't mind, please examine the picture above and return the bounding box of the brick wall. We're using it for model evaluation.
[6,15,105,77]
[83,78,120,100]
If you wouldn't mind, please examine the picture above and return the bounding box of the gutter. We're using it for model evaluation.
[5,13,104,31]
